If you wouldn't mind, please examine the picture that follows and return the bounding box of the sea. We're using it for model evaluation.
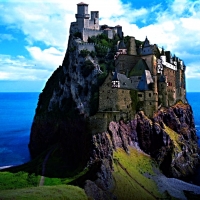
[0,92,200,184]
[0,93,39,168]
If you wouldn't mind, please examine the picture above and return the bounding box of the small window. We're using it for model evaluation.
[149,93,151,97]
[138,94,142,97]
[149,102,152,105]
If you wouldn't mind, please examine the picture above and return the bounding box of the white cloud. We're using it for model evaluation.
[0,54,54,80]
[26,46,64,70]
[0,0,200,82]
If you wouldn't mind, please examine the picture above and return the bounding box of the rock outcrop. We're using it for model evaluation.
[29,33,199,198]
[89,103,199,179]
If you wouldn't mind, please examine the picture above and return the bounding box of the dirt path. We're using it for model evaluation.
[39,148,54,186]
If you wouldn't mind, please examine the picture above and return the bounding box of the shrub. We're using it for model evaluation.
[90,51,96,58]
[80,49,90,58]
[82,60,94,77]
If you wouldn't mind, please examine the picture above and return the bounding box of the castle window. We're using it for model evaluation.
[107,97,109,99]
[149,93,151,97]
[149,102,152,105]
[138,94,142,97]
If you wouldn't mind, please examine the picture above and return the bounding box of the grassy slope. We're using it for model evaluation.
[112,147,163,200]
[0,185,88,200]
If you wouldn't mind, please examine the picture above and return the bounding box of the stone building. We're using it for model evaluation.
[70,3,186,121]
[70,2,123,41]
[96,36,186,118]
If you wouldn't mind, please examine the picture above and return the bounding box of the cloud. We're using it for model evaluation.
[0,54,53,80]
[0,0,200,82]
[26,46,64,70]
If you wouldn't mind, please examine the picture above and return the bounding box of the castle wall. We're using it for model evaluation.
[103,30,114,39]
[89,11,99,30]
[99,74,132,114]
[137,90,158,117]
[77,43,95,52]
[82,28,103,42]
[158,82,168,107]
[163,67,176,106]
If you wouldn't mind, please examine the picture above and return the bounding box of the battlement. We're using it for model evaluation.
[77,42,110,52]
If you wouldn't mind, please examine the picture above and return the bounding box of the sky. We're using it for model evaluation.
[0,0,200,92]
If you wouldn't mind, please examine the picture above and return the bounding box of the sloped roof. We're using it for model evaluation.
[77,2,88,5]
[112,71,119,81]
[118,40,126,49]
[143,36,150,47]
[137,70,153,91]
[129,59,150,77]
[104,28,112,30]
[117,73,135,89]
[112,72,137,90]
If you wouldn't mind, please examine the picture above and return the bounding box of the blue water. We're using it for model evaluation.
[0,93,39,167]
[186,93,200,146]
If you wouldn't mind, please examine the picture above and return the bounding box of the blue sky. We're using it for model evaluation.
[0,0,200,92]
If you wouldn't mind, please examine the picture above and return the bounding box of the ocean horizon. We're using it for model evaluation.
[0,92,199,183]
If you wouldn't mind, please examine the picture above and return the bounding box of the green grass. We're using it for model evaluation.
[0,171,40,190]
[164,125,181,151]
[112,147,163,200]
[0,185,88,200]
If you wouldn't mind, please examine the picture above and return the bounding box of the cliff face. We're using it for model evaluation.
[29,35,99,170]
[91,103,198,179]
[29,34,199,195]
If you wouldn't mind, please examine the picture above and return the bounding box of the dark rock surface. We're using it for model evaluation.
[89,103,199,179]
[29,34,199,199]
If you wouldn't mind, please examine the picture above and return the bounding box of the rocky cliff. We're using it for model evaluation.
[29,34,199,199]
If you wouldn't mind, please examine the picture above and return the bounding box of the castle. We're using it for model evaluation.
[70,2,123,41]
[70,3,186,128]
